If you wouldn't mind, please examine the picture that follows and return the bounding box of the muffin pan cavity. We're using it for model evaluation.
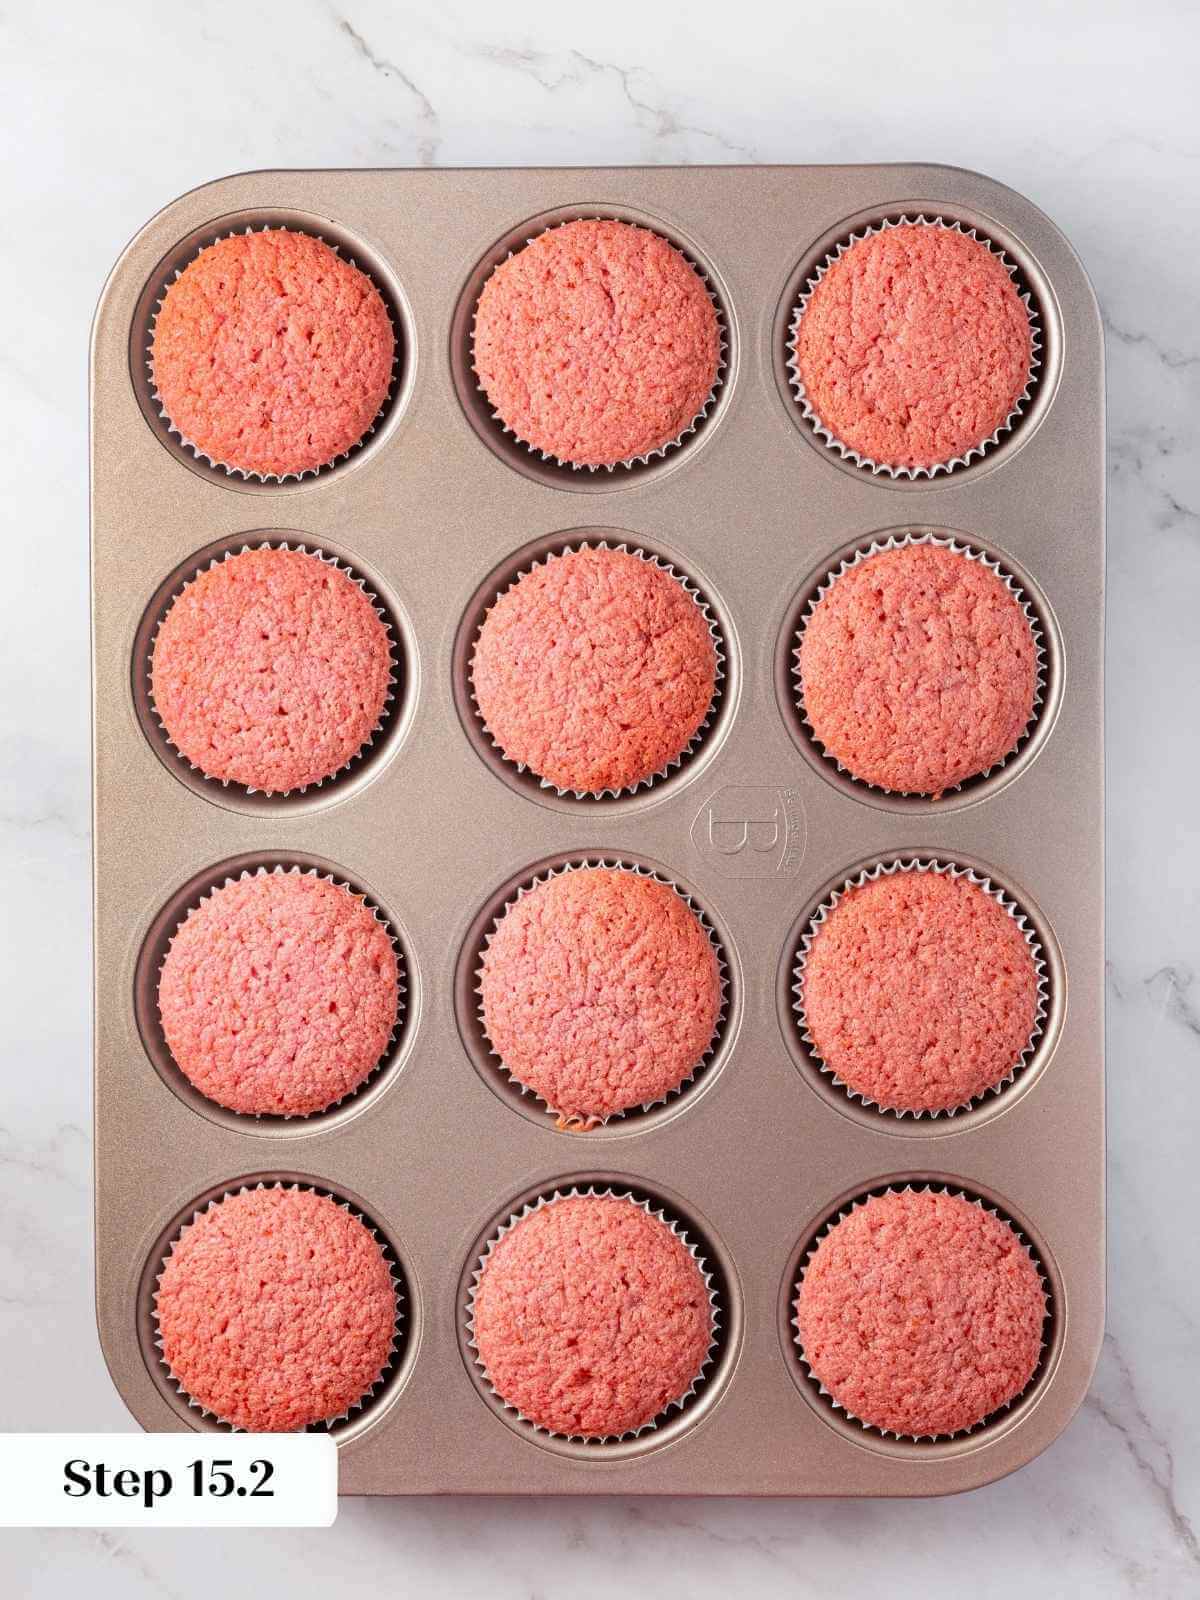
[132,533,417,816]
[450,204,735,490]
[778,853,1064,1134]
[136,1174,416,1441]
[452,529,737,813]
[454,852,739,1135]
[133,852,416,1137]
[778,1178,1062,1459]
[94,165,1102,1497]
[776,528,1063,815]
[772,202,1061,484]
[456,1176,741,1460]
[130,208,415,491]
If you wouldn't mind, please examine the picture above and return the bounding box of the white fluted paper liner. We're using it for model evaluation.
[470,216,727,472]
[792,858,1048,1119]
[152,1180,404,1432]
[468,540,725,800]
[146,540,399,798]
[156,862,405,1120]
[791,1182,1051,1442]
[476,858,728,1130]
[146,224,400,483]
[787,215,1041,479]
[466,1186,720,1442]
[792,531,1046,798]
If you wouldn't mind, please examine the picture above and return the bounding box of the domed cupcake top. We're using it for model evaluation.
[798,541,1038,796]
[151,228,394,478]
[472,1193,712,1438]
[480,867,721,1122]
[471,546,717,795]
[792,222,1032,472]
[156,1186,397,1432]
[151,546,393,794]
[798,866,1040,1114]
[472,219,720,467]
[795,1188,1045,1437]
[158,870,399,1118]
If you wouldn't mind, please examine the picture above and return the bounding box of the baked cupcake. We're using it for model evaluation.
[795,1189,1045,1437]
[479,867,721,1124]
[798,541,1038,796]
[150,229,394,478]
[151,546,393,794]
[155,1186,397,1431]
[471,546,717,795]
[792,222,1033,473]
[158,870,399,1117]
[471,1193,713,1437]
[472,219,721,467]
[798,866,1040,1115]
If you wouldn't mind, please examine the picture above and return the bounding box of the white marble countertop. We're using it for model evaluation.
[2,0,1197,1593]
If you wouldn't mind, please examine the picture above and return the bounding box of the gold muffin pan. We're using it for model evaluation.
[91,164,1104,1495]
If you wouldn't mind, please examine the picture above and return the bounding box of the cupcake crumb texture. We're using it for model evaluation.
[158,871,398,1118]
[796,1189,1045,1437]
[480,867,721,1121]
[151,546,393,794]
[473,1194,712,1437]
[151,229,394,478]
[471,546,717,794]
[472,219,720,467]
[794,223,1032,471]
[800,868,1039,1114]
[799,542,1038,795]
[156,1187,396,1432]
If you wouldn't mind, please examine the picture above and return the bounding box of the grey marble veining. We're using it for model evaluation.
[1,0,1198,1593]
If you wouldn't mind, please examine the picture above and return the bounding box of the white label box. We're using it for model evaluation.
[0,1434,338,1527]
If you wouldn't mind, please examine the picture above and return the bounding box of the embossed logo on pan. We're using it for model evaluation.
[691,786,806,877]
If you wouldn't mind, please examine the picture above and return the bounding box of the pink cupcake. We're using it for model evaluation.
[792,221,1034,474]
[471,546,718,796]
[158,870,399,1117]
[155,1186,398,1431]
[150,546,393,795]
[150,229,394,478]
[797,541,1039,796]
[795,1189,1045,1437]
[472,219,721,468]
[797,865,1041,1115]
[471,1192,713,1438]
[479,866,722,1125]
